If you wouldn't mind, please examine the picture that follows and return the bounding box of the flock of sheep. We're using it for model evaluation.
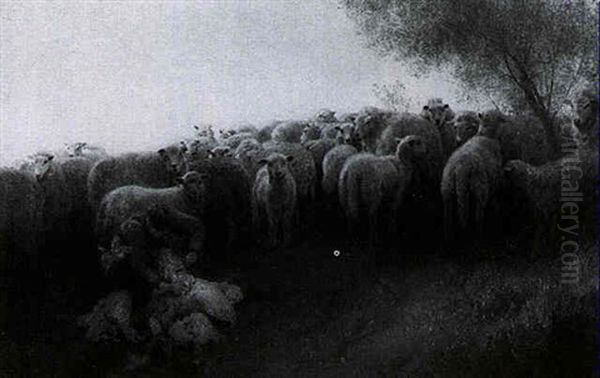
[0,86,597,347]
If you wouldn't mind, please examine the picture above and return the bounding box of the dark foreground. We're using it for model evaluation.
[0,233,596,377]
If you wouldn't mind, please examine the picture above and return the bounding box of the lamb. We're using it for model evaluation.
[338,136,428,247]
[252,153,297,248]
[441,110,505,243]
[0,168,44,278]
[95,170,208,256]
[420,98,456,159]
[271,120,307,144]
[64,142,108,161]
[376,112,445,191]
[88,144,188,214]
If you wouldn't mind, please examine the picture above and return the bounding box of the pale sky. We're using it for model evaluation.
[0,0,480,165]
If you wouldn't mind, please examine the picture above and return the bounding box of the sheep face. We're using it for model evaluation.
[396,135,427,159]
[158,145,188,176]
[335,123,360,146]
[26,153,55,181]
[314,109,336,123]
[65,142,87,157]
[421,99,453,128]
[454,113,480,145]
[477,110,506,139]
[178,170,209,203]
[209,146,232,158]
[503,160,532,189]
[301,124,321,143]
[259,154,293,181]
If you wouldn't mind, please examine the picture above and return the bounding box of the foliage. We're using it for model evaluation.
[342,0,596,156]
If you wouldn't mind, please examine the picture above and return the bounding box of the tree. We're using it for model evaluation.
[342,0,596,157]
[372,80,414,112]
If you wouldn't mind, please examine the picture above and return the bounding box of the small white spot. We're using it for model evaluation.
[333,250,340,257]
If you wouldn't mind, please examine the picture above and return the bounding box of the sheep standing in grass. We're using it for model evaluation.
[441,110,505,243]
[420,98,456,159]
[95,171,208,257]
[338,136,427,247]
[88,144,188,214]
[252,153,297,248]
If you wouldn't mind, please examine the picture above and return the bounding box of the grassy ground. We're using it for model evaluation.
[0,234,596,377]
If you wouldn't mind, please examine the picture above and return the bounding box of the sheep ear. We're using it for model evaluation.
[334,126,342,132]
[478,113,483,119]
[443,104,449,109]
[258,159,268,166]
[47,155,55,162]
[157,148,166,156]
[286,155,294,162]
[423,105,429,110]
[193,125,199,130]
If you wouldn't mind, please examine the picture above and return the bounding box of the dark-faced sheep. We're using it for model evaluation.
[88,144,187,214]
[95,171,208,257]
[441,110,505,244]
[338,135,427,248]
[420,98,456,159]
[252,153,297,248]
[271,121,307,144]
